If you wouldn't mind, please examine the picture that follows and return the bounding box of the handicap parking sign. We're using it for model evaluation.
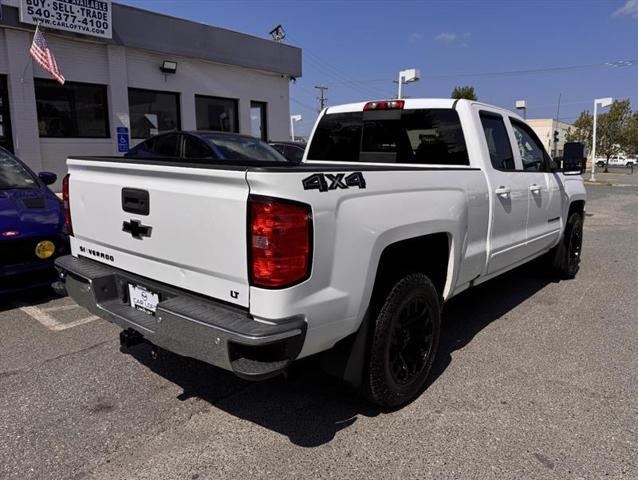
[117,127,130,153]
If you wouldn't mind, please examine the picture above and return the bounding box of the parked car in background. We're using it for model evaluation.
[269,141,306,162]
[125,131,288,163]
[0,147,68,295]
[597,156,635,168]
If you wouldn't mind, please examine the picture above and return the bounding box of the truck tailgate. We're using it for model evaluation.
[66,158,250,307]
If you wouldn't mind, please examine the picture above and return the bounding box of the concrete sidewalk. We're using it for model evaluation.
[583,168,638,187]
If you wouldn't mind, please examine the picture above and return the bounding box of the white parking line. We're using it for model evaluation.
[40,305,82,313]
[17,305,99,331]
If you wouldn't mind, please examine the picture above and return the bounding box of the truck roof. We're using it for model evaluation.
[324,98,521,120]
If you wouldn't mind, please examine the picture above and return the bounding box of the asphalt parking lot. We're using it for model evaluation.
[1,184,637,480]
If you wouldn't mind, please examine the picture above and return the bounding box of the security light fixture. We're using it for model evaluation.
[290,114,302,141]
[596,97,613,108]
[160,61,178,74]
[269,24,286,42]
[397,68,420,99]
[515,100,527,119]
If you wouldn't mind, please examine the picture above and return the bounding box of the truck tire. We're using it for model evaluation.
[366,273,441,408]
[550,212,583,279]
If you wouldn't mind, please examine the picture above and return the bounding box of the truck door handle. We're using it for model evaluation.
[122,188,150,215]
[529,184,542,194]
[495,186,511,197]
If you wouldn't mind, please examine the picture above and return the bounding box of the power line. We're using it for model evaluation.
[302,51,390,98]
[428,60,638,79]
[286,33,390,98]
[290,97,317,113]
[291,82,317,96]
[338,59,638,84]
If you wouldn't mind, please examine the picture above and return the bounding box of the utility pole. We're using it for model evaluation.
[553,93,562,159]
[315,85,328,111]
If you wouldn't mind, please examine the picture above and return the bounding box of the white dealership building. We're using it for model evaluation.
[0,0,302,189]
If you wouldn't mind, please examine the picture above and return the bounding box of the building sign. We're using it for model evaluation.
[116,127,129,153]
[20,0,112,39]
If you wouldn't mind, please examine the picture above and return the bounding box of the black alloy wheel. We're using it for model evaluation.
[367,273,441,408]
[565,214,583,276]
[388,294,435,386]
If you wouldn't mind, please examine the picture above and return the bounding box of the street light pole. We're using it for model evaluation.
[290,114,302,141]
[591,102,599,182]
[590,97,613,182]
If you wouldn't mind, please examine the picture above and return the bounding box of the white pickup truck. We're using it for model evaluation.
[56,99,586,407]
[596,156,636,168]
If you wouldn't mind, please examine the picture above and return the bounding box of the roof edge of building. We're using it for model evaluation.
[0,3,302,78]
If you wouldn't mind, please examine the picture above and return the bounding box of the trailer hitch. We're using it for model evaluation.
[119,328,144,351]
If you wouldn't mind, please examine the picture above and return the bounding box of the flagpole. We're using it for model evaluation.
[20,22,40,84]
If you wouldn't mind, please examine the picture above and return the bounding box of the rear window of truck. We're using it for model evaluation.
[307,109,469,165]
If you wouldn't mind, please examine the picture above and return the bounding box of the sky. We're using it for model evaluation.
[118,0,638,137]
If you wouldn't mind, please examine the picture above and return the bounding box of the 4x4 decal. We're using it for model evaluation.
[302,172,367,192]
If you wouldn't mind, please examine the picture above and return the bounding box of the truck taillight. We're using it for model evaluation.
[62,174,73,236]
[249,196,312,288]
[363,100,404,111]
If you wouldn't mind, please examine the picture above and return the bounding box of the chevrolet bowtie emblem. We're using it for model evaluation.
[122,219,153,239]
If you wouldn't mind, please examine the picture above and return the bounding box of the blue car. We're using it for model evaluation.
[0,147,68,295]
[124,131,290,162]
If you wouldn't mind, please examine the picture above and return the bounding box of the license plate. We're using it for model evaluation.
[128,284,159,315]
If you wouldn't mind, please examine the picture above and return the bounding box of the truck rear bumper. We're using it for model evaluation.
[54,255,306,380]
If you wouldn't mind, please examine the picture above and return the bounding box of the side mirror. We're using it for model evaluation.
[38,171,58,185]
[562,142,587,175]
[562,158,585,175]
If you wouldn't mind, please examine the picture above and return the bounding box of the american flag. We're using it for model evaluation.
[30,26,65,85]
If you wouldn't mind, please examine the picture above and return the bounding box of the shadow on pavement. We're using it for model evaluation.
[126,262,551,447]
[429,263,550,384]
[0,286,63,313]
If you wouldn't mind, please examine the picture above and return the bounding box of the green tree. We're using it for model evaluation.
[450,86,477,100]
[596,99,632,172]
[566,101,634,172]
[624,111,638,157]
[565,111,593,151]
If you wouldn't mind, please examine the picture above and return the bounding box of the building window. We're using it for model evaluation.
[129,88,180,139]
[34,79,109,138]
[195,95,238,133]
[250,101,267,141]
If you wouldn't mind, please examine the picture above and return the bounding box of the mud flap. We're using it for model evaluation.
[320,309,372,388]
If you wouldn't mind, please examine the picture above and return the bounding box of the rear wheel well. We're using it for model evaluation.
[371,233,450,310]
[568,200,585,219]
[320,233,450,388]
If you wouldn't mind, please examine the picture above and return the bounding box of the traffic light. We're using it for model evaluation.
[553,130,560,143]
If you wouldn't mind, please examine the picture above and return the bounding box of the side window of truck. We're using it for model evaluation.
[307,112,363,162]
[479,112,515,170]
[509,119,550,172]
